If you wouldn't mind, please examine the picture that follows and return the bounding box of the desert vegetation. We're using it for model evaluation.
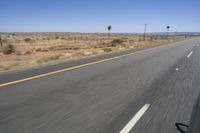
[0,32,192,72]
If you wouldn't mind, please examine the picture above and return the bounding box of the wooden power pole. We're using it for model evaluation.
[0,33,3,47]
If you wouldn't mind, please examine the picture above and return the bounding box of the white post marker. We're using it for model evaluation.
[120,104,150,133]
[187,51,193,58]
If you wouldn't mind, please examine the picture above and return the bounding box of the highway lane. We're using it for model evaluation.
[0,38,200,133]
[131,44,200,133]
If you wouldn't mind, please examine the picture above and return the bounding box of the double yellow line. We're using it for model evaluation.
[0,52,135,87]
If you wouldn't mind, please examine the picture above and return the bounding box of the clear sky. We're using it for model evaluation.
[0,0,199,33]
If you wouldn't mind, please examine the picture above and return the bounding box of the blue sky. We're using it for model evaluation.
[0,0,199,32]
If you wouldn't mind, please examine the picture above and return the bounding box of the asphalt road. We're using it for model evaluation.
[0,38,200,133]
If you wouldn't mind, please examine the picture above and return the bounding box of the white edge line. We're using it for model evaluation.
[120,104,150,133]
[187,51,193,58]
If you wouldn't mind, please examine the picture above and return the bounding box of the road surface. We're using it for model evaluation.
[0,38,200,133]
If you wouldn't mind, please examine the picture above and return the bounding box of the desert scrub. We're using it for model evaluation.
[2,44,15,55]
[55,36,59,39]
[111,39,124,47]
[24,38,32,43]
[95,42,110,48]
[102,48,112,52]
[36,54,63,63]
[36,48,49,52]
[0,62,21,71]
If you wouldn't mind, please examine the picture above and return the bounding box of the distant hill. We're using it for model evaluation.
[106,32,200,36]
[148,32,200,36]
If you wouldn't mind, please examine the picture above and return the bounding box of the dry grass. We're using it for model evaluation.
[0,32,193,73]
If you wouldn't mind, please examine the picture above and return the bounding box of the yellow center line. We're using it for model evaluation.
[0,52,135,87]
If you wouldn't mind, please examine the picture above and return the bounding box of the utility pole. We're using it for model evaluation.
[0,33,3,47]
[107,25,112,40]
[166,26,170,39]
[143,24,148,41]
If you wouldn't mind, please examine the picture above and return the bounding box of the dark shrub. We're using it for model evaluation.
[36,48,42,52]
[2,44,15,55]
[24,50,32,55]
[111,39,123,46]
[61,37,66,40]
[103,48,112,52]
[24,38,31,43]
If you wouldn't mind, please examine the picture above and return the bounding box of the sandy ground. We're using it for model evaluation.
[0,32,191,72]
